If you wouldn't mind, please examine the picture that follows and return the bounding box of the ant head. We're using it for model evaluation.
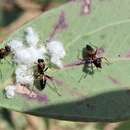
[38,59,44,63]
[86,44,93,51]
[5,45,11,52]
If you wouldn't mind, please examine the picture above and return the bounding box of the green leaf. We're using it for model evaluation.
[0,0,130,122]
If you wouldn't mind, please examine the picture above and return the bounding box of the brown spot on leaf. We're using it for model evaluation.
[97,47,105,57]
[107,76,121,85]
[16,84,48,102]
[100,34,106,39]
[120,49,130,58]
[49,11,68,40]
[125,50,130,58]
[80,0,91,15]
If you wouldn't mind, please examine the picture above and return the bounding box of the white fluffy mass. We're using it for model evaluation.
[5,26,66,99]
[9,40,23,52]
[5,85,16,98]
[7,27,47,88]
[46,41,66,68]
[15,65,34,86]
[25,27,39,47]
[14,46,46,65]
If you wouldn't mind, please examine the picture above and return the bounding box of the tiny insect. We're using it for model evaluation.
[64,43,110,82]
[83,43,109,69]
[34,59,61,96]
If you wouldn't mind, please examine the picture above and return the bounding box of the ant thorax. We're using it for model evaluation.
[37,63,45,74]
[85,49,97,60]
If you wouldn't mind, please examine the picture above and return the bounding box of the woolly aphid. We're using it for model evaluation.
[5,27,66,98]
[15,65,34,86]
[14,46,46,65]
[5,85,16,98]
[5,27,47,98]
[25,27,39,47]
[46,40,66,68]
[9,40,23,52]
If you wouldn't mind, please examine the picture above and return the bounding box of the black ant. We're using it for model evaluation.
[0,45,11,79]
[82,43,109,69]
[77,43,110,81]
[34,59,48,90]
[0,45,11,60]
[34,59,61,96]
[64,43,109,70]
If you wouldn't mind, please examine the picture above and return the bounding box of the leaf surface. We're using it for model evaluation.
[0,0,130,122]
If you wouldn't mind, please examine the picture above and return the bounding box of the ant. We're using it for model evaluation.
[0,45,11,60]
[34,59,48,90]
[77,43,110,81]
[82,43,110,69]
[34,59,61,96]
[0,45,11,79]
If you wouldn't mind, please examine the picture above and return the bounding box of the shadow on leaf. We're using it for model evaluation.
[25,90,130,122]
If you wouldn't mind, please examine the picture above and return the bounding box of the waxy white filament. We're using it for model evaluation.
[46,40,66,68]
[5,27,66,98]
[5,85,16,98]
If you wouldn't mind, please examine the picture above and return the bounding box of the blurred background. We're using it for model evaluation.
[0,0,130,130]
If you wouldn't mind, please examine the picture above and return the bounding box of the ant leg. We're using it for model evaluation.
[90,62,95,77]
[84,74,88,79]
[4,58,13,64]
[48,82,61,96]
[101,57,111,65]
[43,67,48,72]
[90,62,94,72]
[52,81,61,96]
[78,73,85,82]
[43,75,61,96]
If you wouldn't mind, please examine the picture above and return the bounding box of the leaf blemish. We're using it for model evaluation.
[119,49,130,58]
[16,85,48,102]
[107,76,121,85]
[49,11,68,40]
[125,50,130,58]
[80,0,91,16]
[100,34,106,39]
[97,47,105,57]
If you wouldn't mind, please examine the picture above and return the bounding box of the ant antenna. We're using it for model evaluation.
[47,82,61,96]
